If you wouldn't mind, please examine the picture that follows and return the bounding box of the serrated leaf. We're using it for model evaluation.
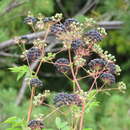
[4,116,25,129]
[9,65,29,81]
[4,116,17,124]
[87,90,97,100]
[86,101,99,113]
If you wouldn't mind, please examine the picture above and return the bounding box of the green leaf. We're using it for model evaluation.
[9,65,29,80]
[55,117,62,129]
[62,126,71,130]
[4,116,17,124]
[86,101,99,113]
[6,128,21,130]
[3,116,25,129]
[87,90,97,100]
[83,128,93,130]
[55,117,70,129]
[75,15,86,23]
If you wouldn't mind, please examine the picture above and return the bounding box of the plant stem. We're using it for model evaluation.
[27,87,35,122]
[27,25,50,121]
[43,107,60,120]
[89,77,97,91]
[79,101,85,130]
[68,49,81,91]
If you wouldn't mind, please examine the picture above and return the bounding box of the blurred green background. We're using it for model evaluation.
[0,0,130,130]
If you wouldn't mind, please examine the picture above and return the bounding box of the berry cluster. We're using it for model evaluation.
[88,58,107,71]
[24,16,37,24]
[71,39,84,50]
[28,120,44,130]
[30,78,43,87]
[19,13,125,129]
[54,58,70,73]
[106,62,116,74]
[84,29,103,43]
[100,72,115,84]
[50,23,66,34]
[64,18,79,29]
[26,47,42,62]
[43,17,54,23]
[88,58,117,84]
[53,93,82,107]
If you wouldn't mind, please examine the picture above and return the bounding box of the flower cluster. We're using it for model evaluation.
[33,91,50,106]
[16,12,126,129]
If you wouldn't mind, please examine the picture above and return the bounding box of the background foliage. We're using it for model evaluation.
[0,0,130,129]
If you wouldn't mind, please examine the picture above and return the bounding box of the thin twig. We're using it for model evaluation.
[0,0,28,17]
[0,52,20,58]
[0,21,123,50]
[75,0,97,16]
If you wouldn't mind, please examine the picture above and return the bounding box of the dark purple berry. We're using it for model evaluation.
[88,58,107,71]
[43,17,54,23]
[106,62,116,74]
[24,16,37,24]
[27,47,42,62]
[71,39,85,50]
[30,78,43,87]
[84,29,103,43]
[64,18,79,27]
[54,93,82,107]
[55,58,70,73]
[71,94,83,106]
[50,23,65,34]
[100,72,115,84]
[28,120,44,130]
